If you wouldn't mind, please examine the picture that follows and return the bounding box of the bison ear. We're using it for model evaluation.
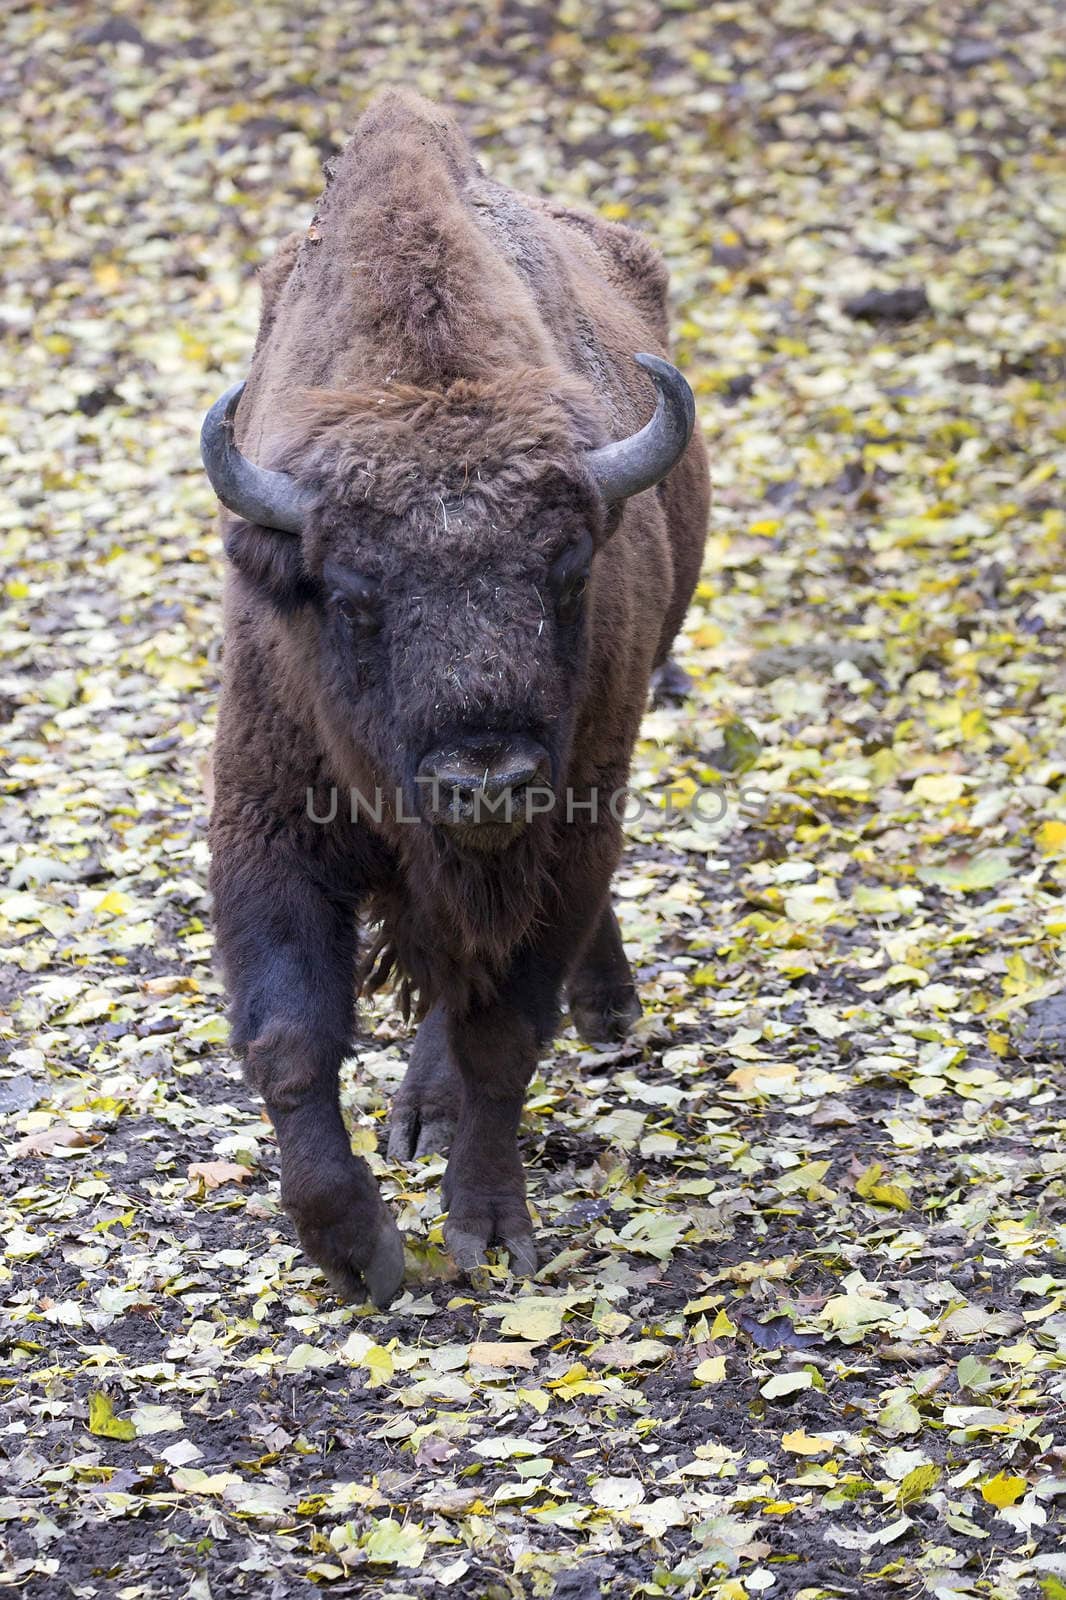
[223,519,317,610]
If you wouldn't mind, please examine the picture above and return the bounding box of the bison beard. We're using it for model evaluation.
[203,88,710,1305]
[363,816,556,1020]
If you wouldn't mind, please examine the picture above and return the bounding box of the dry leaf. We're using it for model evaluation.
[467,1341,538,1370]
[187,1160,250,1190]
[15,1126,98,1157]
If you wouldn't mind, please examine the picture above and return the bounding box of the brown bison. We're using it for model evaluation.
[200,90,709,1306]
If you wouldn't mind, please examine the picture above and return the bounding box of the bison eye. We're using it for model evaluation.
[324,567,380,632]
[335,592,378,628]
[549,532,593,626]
[556,571,588,625]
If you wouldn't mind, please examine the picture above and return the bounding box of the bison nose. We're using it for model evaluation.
[417,735,552,831]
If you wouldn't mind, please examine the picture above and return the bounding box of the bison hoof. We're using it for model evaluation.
[569,987,642,1045]
[362,1221,406,1308]
[284,1166,405,1308]
[387,1104,457,1161]
[387,1060,461,1160]
[649,656,692,707]
[443,1196,538,1280]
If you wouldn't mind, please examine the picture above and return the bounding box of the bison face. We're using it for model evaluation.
[203,361,696,859]
[307,487,598,854]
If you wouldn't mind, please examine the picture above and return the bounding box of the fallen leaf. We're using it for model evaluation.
[590,1475,645,1510]
[497,1298,569,1343]
[467,1341,538,1370]
[761,1370,813,1400]
[782,1429,836,1455]
[187,1160,250,1190]
[15,1125,99,1157]
[981,1472,1027,1509]
[87,1392,136,1441]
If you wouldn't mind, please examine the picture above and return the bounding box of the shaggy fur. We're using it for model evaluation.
[208,89,710,1302]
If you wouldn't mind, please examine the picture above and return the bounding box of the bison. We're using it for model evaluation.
[200,90,709,1306]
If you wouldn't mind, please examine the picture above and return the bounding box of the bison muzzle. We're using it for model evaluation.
[200,90,710,1306]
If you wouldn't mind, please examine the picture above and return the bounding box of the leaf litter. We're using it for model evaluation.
[1,1,1065,1597]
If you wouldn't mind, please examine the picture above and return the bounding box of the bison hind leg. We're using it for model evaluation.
[649,655,693,707]
[387,1002,461,1160]
[567,904,641,1044]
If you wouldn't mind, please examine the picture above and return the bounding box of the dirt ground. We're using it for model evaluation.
[1,1,1065,1596]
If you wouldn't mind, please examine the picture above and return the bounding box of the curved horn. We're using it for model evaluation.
[585,353,696,504]
[200,382,314,534]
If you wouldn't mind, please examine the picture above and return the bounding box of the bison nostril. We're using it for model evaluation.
[483,756,540,798]
[417,737,551,829]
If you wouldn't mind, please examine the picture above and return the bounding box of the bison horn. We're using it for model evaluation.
[202,357,694,527]
[585,353,696,504]
[200,382,314,534]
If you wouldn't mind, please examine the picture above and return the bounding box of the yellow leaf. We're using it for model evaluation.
[709,1309,737,1339]
[468,1342,538,1370]
[1036,820,1066,856]
[782,1429,835,1455]
[546,1362,607,1396]
[92,261,125,291]
[1018,459,1057,494]
[898,1463,940,1504]
[693,1356,727,1384]
[517,1387,550,1414]
[855,1163,910,1211]
[95,890,131,918]
[725,1062,797,1097]
[499,1297,568,1343]
[665,776,699,810]
[88,1391,136,1441]
[912,773,965,804]
[981,1472,1027,1508]
[362,1345,395,1387]
[141,975,199,997]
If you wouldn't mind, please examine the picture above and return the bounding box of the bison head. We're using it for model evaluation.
[201,361,693,858]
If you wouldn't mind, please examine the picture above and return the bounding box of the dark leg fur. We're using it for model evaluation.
[431,829,624,1277]
[439,952,560,1277]
[387,901,641,1162]
[567,902,641,1043]
[387,1001,461,1159]
[212,844,403,1307]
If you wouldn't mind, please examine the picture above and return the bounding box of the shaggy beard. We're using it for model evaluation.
[361,816,554,1017]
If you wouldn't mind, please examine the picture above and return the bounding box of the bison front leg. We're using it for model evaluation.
[212,846,404,1307]
[439,951,569,1279]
